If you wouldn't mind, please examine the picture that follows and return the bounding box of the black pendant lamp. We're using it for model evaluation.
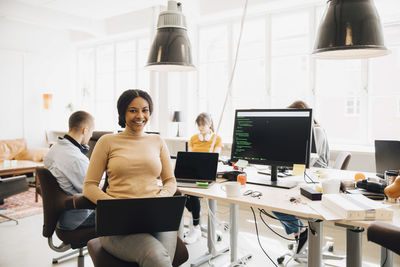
[313,0,390,59]
[146,1,196,72]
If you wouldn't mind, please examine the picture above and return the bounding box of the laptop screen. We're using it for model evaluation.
[174,152,218,182]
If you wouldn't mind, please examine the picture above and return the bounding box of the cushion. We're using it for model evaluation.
[14,147,49,162]
[0,139,27,161]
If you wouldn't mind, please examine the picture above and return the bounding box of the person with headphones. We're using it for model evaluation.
[184,112,223,244]
[44,110,96,230]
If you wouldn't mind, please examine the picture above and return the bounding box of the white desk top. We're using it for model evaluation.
[178,167,400,228]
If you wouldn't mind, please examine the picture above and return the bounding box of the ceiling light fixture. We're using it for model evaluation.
[313,0,390,59]
[146,1,195,71]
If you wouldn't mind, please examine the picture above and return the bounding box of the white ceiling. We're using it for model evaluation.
[15,0,166,20]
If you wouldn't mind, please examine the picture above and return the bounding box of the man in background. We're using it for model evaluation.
[44,110,95,230]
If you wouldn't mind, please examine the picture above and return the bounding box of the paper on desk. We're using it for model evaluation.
[236,159,248,168]
[308,195,393,221]
[308,202,344,220]
[292,164,306,176]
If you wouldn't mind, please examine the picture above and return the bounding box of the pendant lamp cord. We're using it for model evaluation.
[210,0,248,152]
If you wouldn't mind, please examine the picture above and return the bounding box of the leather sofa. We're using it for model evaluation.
[0,138,48,162]
[0,138,48,202]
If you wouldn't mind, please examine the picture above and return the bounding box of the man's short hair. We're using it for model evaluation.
[68,111,94,131]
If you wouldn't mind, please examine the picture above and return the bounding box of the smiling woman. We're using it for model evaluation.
[83,89,178,266]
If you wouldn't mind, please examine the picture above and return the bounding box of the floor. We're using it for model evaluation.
[0,199,398,267]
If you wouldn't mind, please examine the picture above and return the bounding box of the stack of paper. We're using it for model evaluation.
[321,194,393,221]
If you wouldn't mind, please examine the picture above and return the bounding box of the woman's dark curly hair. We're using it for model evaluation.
[117,89,153,128]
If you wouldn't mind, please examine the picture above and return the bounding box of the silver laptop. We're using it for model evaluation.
[174,151,218,188]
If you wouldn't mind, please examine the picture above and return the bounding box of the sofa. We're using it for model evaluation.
[0,138,49,202]
[0,138,48,163]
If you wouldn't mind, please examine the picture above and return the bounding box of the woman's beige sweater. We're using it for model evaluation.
[83,129,176,204]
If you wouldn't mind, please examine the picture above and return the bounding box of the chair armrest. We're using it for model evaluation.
[367,221,400,255]
[64,194,96,210]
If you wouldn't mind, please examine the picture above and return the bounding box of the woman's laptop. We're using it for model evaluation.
[174,152,218,188]
[96,196,186,236]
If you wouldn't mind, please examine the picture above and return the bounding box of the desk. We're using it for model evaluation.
[179,174,325,267]
[334,205,400,267]
[180,168,399,267]
[0,160,43,202]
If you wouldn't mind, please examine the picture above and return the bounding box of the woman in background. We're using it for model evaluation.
[273,100,330,254]
[83,89,177,267]
[288,100,329,168]
[184,112,223,244]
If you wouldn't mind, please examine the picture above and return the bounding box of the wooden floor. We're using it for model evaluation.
[0,199,398,267]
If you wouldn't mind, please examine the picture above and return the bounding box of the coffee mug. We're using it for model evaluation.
[321,178,341,194]
[221,181,241,197]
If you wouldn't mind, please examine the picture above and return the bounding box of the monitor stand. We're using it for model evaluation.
[249,166,298,189]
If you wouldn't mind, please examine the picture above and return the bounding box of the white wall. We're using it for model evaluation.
[0,20,76,147]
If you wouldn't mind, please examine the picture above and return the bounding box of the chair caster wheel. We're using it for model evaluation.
[277,256,285,264]
[325,241,334,252]
[288,243,294,250]
[52,260,58,264]
[217,234,222,242]
[223,223,229,231]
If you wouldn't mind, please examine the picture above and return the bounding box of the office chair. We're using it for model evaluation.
[86,131,113,159]
[87,236,188,267]
[332,152,352,170]
[277,238,344,265]
[36,167,97,267]
[0,175,29,224]
[86,177,189,267]
[368,221,400,255]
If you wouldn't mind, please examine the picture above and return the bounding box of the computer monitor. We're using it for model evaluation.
[231,109,313,189]
[374,140,400,177]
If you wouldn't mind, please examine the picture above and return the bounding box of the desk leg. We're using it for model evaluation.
[307,220,322,267]
[226,203,252,267]
[346,228,363,267]
[208,199,216,252]
[190,199,229,267]
[381,247,393,267]
[230,203,238,262]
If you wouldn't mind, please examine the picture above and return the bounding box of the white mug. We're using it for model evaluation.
[321,178,341,194]
[221,182,241,197]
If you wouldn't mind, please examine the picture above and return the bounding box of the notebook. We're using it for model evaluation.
[96,196,186,236]
[174,151,218,188]
[374,140,400,178]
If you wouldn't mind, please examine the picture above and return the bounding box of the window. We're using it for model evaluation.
[345,97,361,116]
[270,11,310,108]
[369,25,400,141]
[198,24,229,139]
[77,36,150,131]
[196,2,400,148]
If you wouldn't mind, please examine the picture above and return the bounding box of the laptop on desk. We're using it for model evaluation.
[96,196,186,236]
[174,151,218,188]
